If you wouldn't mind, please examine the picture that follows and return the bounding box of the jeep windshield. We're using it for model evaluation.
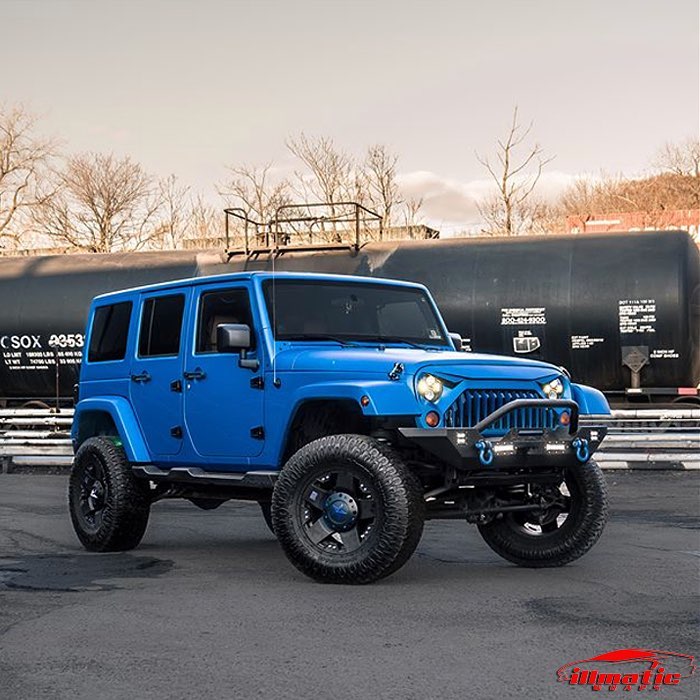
[262,279,449,347]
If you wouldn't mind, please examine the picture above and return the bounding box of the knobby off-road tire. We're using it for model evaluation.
[477,458,608,567]
[272,434,425,584]
[259,501,275,534]
[69,437,151,552]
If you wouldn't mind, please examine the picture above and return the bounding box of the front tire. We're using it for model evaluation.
[272,435,424,584]
[69,437,151,552]
[477,459,608,567]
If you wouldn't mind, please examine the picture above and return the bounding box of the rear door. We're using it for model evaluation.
[129,289,189,457]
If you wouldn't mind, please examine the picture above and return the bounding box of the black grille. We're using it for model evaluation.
[444,389,556,432]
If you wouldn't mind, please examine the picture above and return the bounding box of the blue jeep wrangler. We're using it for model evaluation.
[70,272,609,583]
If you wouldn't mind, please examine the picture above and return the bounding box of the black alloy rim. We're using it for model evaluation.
[297,467,378,554]
[77,456,109,532]
[510,475,577,536]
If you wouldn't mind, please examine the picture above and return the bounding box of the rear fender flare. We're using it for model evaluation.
[71,397,150,462]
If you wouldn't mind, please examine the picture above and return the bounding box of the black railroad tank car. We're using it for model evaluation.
[368,230,699,403]
[0,230,697,406]
[220,230,700,404]
[0,251,206,403]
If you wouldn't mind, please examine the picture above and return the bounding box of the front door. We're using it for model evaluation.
[129,290,189,457]
[183,284,264,462]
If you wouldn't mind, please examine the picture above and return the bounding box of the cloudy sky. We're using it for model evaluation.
[1,0,698,230]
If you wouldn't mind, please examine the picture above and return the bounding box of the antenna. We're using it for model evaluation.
[271,213,278,386]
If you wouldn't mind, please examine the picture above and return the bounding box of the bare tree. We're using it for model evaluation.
[155,174,192,249]
[0,105,56,249]
[654,137,700,178]
[559,166,700,231]
[476,106,554,235]
[34,153,164,253]
[219,161,290,222]
[653,137,700,206]
[188,194,221,245]
[287,133,357,205]
[362,144,403,228]
[402,196,424,229]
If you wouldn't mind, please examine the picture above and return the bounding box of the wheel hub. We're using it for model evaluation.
[323,492,358,531]
[87,480,105,512]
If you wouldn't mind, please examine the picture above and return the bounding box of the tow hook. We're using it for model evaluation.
[474,439,494,466]
[571,437,590,463]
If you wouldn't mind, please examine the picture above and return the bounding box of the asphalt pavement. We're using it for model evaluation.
[0,472,698,699]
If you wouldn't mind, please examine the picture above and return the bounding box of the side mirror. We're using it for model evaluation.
[216,323,251,352]
[448,332,463,351]
[216,323,259,371]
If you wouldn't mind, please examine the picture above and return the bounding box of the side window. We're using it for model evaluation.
[138,294,185,358]
[197,288,254,353]
[88,302,132,362]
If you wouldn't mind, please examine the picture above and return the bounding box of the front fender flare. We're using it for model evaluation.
[571,383,610,416]
[72,397,150,462]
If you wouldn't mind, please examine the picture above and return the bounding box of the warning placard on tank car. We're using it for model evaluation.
[500,307,547,326]
[618,299,656,334]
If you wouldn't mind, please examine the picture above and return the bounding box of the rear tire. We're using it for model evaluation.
[477,459,608,567]
[259,501,275,534]
[69,437,151,552]
[272,434,424,584]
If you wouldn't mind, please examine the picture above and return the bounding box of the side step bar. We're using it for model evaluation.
[132,465,278,489]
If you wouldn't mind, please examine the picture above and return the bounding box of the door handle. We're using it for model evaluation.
[130,371,151,383]
[183,368,206,381]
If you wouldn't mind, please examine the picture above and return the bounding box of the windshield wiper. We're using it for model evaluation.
[280,334,358,346]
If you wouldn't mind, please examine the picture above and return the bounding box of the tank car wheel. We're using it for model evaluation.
[69,437,151,552]
[477,459,608,567]
[272,434,424,584]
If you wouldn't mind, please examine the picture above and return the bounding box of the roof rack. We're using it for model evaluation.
[224,202,382,258]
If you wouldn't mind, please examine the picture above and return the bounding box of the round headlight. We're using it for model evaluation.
[542,377,564,399]
[417,374,444,402]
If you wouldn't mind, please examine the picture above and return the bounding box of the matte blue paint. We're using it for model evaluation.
[72,397,151,463]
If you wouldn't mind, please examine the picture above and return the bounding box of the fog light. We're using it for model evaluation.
[559,410,571,425]
[425,411,440,427]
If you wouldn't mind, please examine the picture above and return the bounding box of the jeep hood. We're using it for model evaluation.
[271,346,561,381]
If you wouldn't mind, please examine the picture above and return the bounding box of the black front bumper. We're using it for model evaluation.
[400,399,607,470]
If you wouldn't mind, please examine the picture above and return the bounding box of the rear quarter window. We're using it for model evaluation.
[138,294,185,357]
[87,301,132,362]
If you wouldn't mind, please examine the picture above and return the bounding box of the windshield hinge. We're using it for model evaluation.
[250,376,264,390]
[388,362,405,381]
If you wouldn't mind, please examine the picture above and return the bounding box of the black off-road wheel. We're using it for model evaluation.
[477,459,608,567]
[69,437,151,552]
[272,434,425,584]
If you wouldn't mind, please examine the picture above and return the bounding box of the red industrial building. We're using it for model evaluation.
[566,209,699,239]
